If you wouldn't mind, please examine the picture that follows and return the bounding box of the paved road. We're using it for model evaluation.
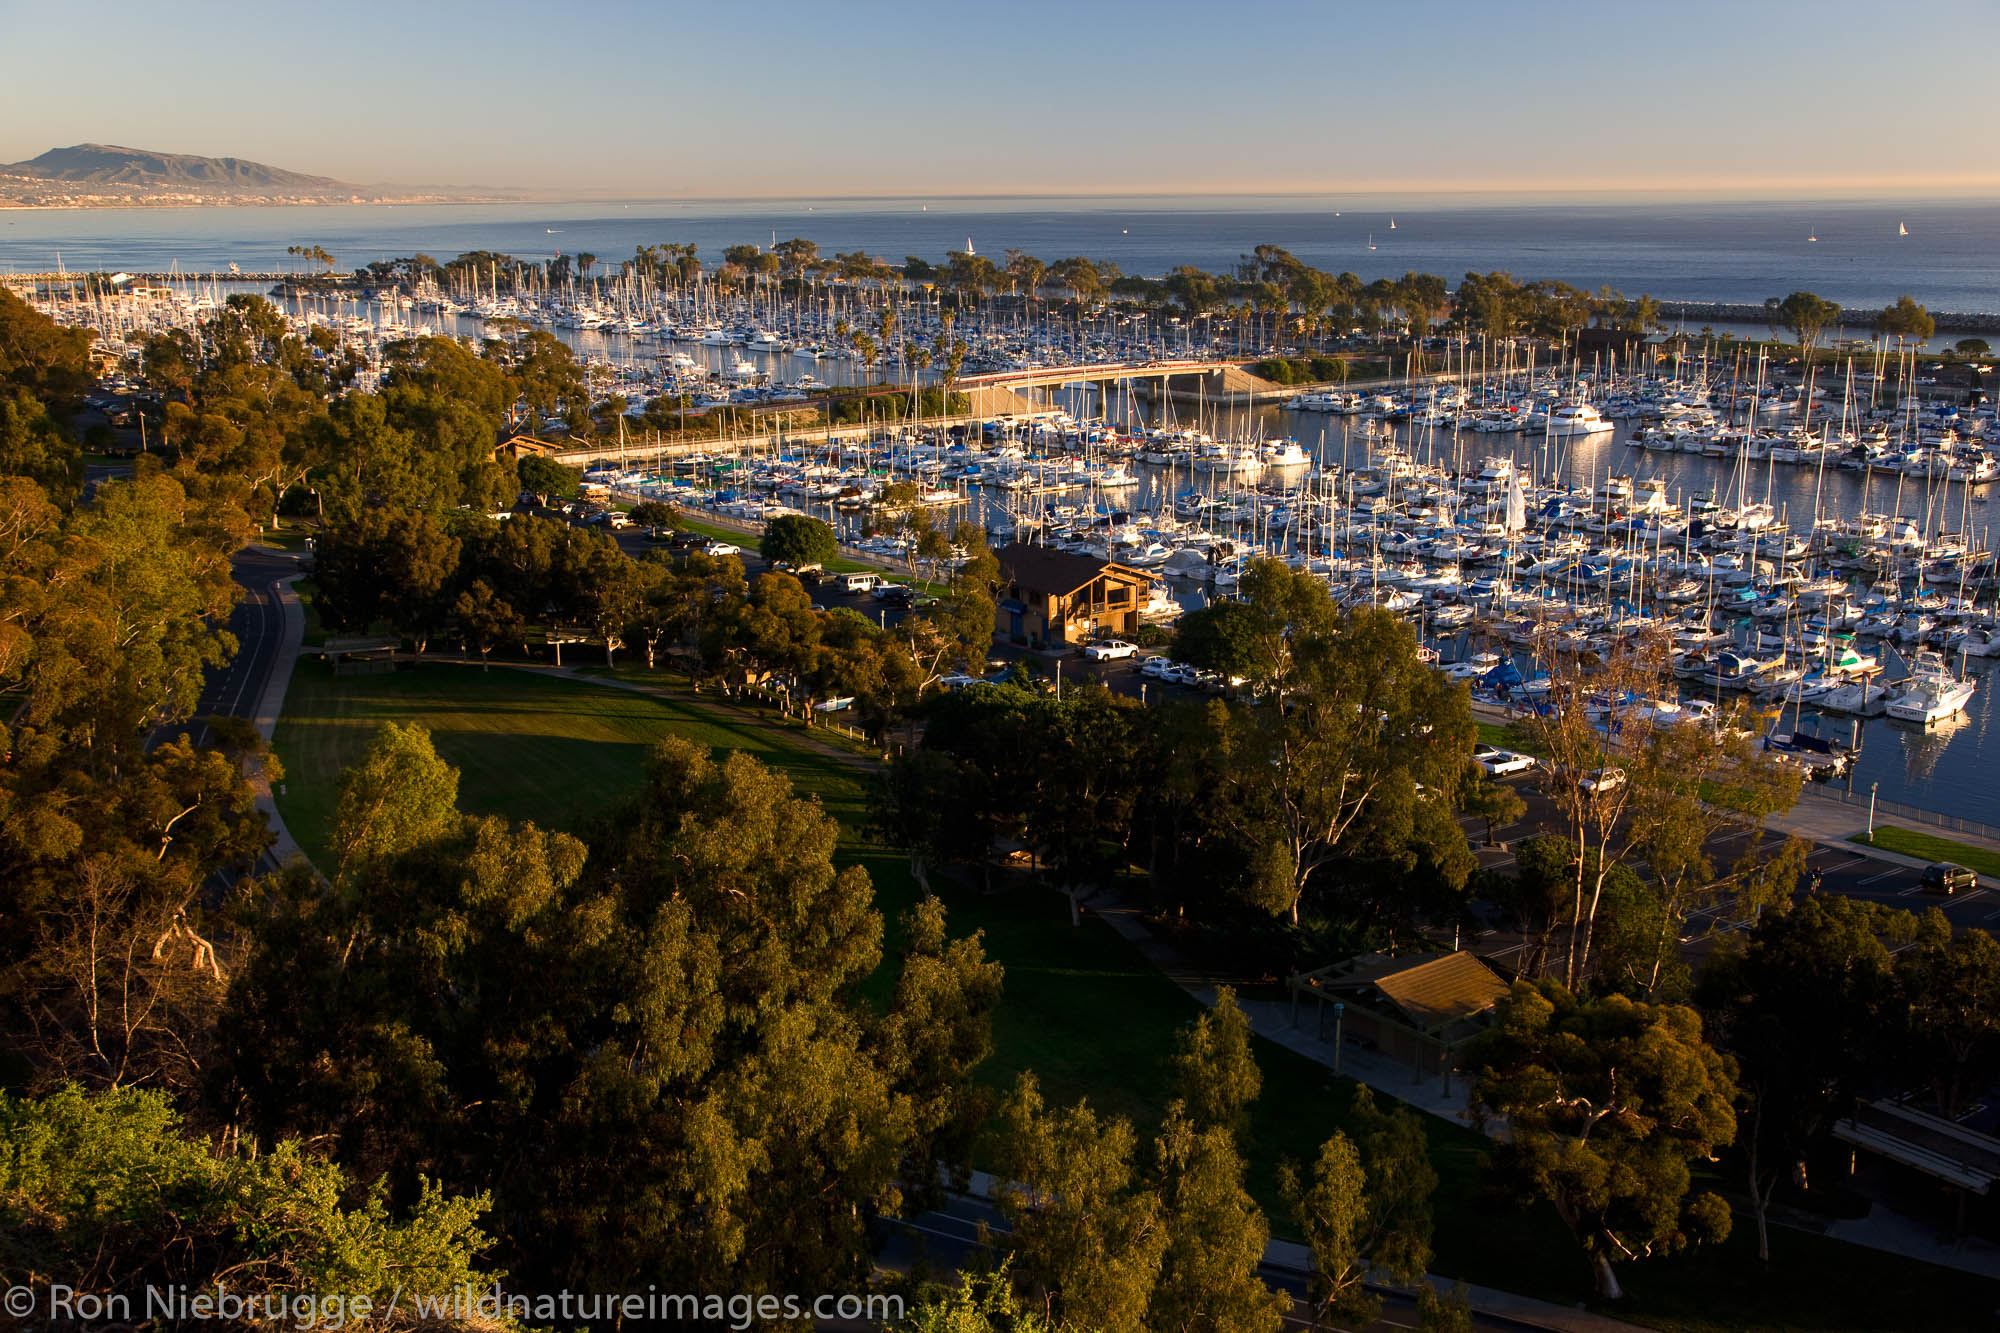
[169,546,306,881]
[184,548,301,745]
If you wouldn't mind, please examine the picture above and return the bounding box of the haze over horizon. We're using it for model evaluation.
[4,0,1997,200]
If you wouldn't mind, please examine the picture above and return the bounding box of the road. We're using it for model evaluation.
[184,548,301,746]
[166,545,306,881]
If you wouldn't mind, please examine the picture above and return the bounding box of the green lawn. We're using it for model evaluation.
[272,660,871,865]
[1852,825,2000,880]
[270,663,1998,1330]
[255,526,316,553]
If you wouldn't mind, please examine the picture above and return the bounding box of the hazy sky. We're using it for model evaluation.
[4,0,1996,197]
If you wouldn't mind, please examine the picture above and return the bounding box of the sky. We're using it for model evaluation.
[3,0,1997,199]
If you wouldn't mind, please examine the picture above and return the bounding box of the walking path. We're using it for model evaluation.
[1775,789,2000,863]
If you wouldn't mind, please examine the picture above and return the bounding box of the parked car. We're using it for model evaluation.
[1083,639,1137,661]
[873,582,913,602]
[1920,862,1979,895]
[1579,767,1627,795]
[703,540,741,557]
[1474,745,1537,777]
[605,511,632,530]
[1139,656,1181,681]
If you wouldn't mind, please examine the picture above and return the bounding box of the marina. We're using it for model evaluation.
[11,233,1999,826]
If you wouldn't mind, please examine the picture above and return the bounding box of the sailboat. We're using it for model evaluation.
[1898,221,1909,236]
[1367,233,1376,251]
[1807,227,1817,242]
[1388,218,1397,229]
[965,237,975,255]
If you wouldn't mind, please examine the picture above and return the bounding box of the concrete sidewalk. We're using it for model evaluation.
[1774,789,2000,864]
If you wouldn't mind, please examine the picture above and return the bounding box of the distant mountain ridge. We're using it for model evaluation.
[4,143,350,190]
[0,144,507,207]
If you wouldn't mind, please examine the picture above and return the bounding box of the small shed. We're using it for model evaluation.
[1288,951,1510,1084]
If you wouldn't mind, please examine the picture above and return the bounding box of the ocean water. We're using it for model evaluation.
[5,194,2000,316]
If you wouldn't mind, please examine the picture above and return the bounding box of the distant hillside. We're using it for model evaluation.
[0,144,491,207]
[5,143,350,191]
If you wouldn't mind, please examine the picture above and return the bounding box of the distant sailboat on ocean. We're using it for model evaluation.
[1807,227,1817,242]
[1367,233,1376,251]
[1899,221,1909,236]
[1389,217,1397,229]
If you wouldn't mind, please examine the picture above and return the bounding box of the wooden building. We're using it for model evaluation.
[1288,951,1511,1083]
[992,542,1152,648]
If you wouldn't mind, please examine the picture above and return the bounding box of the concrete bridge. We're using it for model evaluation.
[954,358,1247,394]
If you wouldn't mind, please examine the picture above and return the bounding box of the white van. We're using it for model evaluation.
[841,572,880,595]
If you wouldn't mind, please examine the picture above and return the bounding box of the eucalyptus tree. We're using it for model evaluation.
[1468,981,1737,1300]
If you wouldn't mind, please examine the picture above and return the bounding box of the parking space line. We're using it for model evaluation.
[1858,868,1906,886]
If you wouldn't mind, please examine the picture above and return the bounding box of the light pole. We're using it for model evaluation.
[1055,658,1062,701]
[1867,781,1879,842]
[1332,1002,1345,1077]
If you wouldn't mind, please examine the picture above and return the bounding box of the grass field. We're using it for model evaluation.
[271,663,1999,1330]
[1852,825,2000,881]
[272,660,871,864]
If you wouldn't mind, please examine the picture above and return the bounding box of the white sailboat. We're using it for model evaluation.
[1367,233,1376,251]
[1388,218,1397,229]
[1898,221,1909,236]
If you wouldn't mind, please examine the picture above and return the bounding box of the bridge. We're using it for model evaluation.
[954,358,1246,394]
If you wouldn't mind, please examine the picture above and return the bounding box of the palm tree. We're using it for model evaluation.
[906,345,932,422]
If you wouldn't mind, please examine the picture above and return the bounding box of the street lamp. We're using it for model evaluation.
[1332,1002,1346,1077]
[1867,781,1879,842]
